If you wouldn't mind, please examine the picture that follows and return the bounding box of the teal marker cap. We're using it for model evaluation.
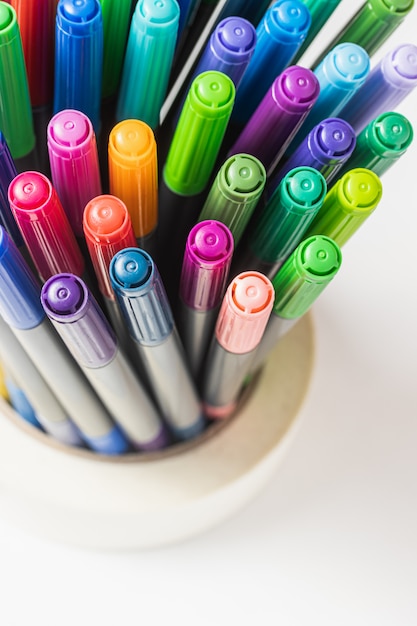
[0,2,35,159]
[271,235,342,319]
[250,167,327,264]
[198,153,266,245]
[306,168,383,246]
[163,71,235,196]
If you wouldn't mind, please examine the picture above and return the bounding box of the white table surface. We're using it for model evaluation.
[0,3,416,625]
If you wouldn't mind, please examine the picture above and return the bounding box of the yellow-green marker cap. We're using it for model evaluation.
[271,235,342,319]
[163,71,235,196]
[306,168,383,246]
[0,2,35,159]
[198,153,266,246]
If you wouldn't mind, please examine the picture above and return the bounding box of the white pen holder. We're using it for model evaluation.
[0,314,314,549]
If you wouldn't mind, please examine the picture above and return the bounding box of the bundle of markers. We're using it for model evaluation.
[0,0,415,455]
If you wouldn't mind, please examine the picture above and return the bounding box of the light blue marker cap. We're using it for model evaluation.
[116,0,180,129]
[0,227,44,330]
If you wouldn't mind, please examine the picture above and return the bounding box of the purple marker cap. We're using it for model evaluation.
[309,118,356,163]
[180,220,234,311]
[381,43,417,89]
[41,273,117,368]
[229,66,320,172]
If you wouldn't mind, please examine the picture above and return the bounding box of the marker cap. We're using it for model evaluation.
[210,17,256,67]
[47,109,102,237]
[215,271,274,354]
[307,168,383,246]
[0,132,22,247]
[180,220,234,310]
[366,112,414,158]
[110,248,174,346]
[100,0,132,98]
[309,118,356,164]
[251,167,327,264]
[0,226,44,330]
[108,119,158,239]
[164,71,235,196]
[320,42,370,90]
[41,273,118,367]
[274,65,321,114]
[381,43,417,89]
[8,171,85,280]
[199,154,266,245]
[368,0,413,20]
[265,0,311,45]
[271,235,342,319]
[0,2,35,159]
[83,194,137,299]
[116,0,179,128]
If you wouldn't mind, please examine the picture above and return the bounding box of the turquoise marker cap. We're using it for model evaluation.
[271,235,342,319]
[337,112,413,178]
[0,2,35,159]
[116,0,180,129]
[250,167,327,265]
[164,71,235,196]
[306,168,383,246]
[198,153,266,246]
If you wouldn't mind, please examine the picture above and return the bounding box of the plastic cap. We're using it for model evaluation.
[215,271,274,354]
[312,118,356,160]
[180,220,234,310]
[282,167,327,211]
[338,168,382,212]
[108,119,158,238]
[266,0,311,44]
[58,0,101,36]
[323,43,370,88]
[369,111,414,155]
[83,194,136,298]
[212,17,256,63]
[370,0,414,18]
[219,154,266,199]
[48,109,93,156]
[109,248,173,345]
[381,43,417,88]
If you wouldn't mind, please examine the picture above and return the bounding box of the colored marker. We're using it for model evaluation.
[178,220,234,378]
[335,112,414,181]
[47,109,102,238]
[237,167,327,279]
[286,43,370,156]
[158,70,235,292]
[250,235,342,374]
[305,168,383,246]
[202,271,274,418]
[116,0,180,129]
[268,118,356,195]
[312,0,415,67]
[0,2,35,161]
[41,274,169,451]
[99,0,133,98]
[338,43,417,134]
[198,153,266,247]
[8,171,85,282]
[292,0,343,63]
[228,66,320,175]
[4,374,42,429]
[0,313,84,446]
[54,0,103,133]
[0,132,22,247]
[0,359,8,401]
[108,120,158,252]
[232,0,312,125]
[0,227,129,454]
[110,247,206,441]
[83,193,138,355]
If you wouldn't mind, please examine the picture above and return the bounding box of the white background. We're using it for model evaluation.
[1,2,416,625]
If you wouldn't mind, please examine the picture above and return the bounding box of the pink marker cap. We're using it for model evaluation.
[47,109,102,237]
[8,171,85,281]
[215,271,274,354]
[180,220,234,310]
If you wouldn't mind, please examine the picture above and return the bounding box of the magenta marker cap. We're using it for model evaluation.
[8,171,85,280]
[216,271,274,354]
[48,109,102,237]
[180,220,234,311]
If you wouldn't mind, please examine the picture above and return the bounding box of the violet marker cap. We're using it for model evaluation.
[229,65,320,174]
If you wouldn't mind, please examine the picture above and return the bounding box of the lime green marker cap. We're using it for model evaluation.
[163,71,235,196]
[198,153,266,245]
[271,235,342,319]
[100,0,133,98]
[250,167,327,265]
[340,112,413,178]
[307,168,383,246]
[0,2,35,159]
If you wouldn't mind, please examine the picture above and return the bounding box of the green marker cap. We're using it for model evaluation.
[100,0,133,98]
[0,2,35,159]
[271,235,342,319]
[250,167,327,265]
[198,153,266,245]
[306,168,383,246]
[163,71,235,196]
